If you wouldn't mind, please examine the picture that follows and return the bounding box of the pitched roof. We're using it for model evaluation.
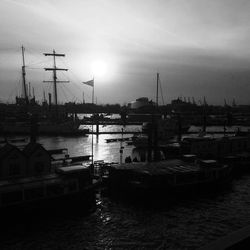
[0,143,24,160]
[23,142,50,157]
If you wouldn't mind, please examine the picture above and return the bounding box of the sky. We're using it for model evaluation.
[1,0,250,105]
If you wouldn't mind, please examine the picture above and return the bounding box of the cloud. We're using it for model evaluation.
[1,0,250,104]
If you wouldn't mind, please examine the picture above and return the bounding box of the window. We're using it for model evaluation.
[9,163,21,176]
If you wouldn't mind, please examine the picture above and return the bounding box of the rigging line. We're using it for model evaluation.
[60,71,86,100]
[24,53,42,67]
[26,59,51,67]
[61,82,77,103]
[57,58,92,101]
[58,63,93,102]
[61,66,91,90]
[7,78,21,102]
[64,82,77,102]
[24,47,48,63]
[62,83,81,103]
[60,71,82,91]
[0,47,19,52]
[68,69,83,85]
[58,57,84,88]
[60,83,70,103]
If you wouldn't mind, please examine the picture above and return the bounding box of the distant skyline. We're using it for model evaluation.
[1,0,250,105]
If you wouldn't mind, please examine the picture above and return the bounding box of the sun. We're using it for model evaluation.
[91,60,108,78]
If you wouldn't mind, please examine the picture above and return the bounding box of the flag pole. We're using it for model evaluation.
[91,77,94,168]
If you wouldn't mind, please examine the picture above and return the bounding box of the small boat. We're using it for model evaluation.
[105,137,131,143]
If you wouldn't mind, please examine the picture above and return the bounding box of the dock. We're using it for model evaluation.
[199,225,250,250]
[80,120,143,126]
[86,131,142,135]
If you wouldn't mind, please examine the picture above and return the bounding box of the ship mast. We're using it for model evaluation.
[21,46,29,105]
[156,72,159,106]
[43,50,69,115]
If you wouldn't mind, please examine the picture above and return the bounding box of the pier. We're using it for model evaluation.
[199,225,250,250]
[80,120,143,126]
[85,131,142,135]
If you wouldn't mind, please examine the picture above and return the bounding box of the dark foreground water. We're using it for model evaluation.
[1,175,250,250]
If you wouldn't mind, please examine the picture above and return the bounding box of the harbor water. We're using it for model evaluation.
[2,126,250,249]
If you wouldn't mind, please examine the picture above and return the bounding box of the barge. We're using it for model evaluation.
[106,156,232,198]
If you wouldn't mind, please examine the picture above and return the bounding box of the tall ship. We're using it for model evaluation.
[0,47,89,136]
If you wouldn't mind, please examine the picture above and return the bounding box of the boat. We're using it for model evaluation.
[105,156,232,197]
[0,47,89,136]
[141,116,190,141]
[0,142,96,212]
[0,165,96,211]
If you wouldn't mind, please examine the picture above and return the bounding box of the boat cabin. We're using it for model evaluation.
[0,143,26,179]
[23,142,52,176]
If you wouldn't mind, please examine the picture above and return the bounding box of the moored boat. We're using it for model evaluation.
[0,142,96,212]
[106,157,232,198]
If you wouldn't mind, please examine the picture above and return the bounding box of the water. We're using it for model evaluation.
[1,176,250,249]
[38,126,140,163]
[2,126,250,249]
